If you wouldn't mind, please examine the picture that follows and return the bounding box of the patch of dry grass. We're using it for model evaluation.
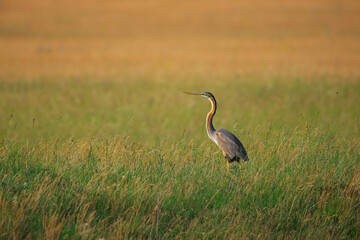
[0,0,359,77]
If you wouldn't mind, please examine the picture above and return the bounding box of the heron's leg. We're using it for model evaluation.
[223,153,230,171]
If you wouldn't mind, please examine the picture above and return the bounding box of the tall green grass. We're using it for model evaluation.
[0,74,359,238]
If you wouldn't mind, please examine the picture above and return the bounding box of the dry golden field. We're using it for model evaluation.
[0,0,359,78]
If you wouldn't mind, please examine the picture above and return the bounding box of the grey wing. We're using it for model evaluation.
[215,128,249,161]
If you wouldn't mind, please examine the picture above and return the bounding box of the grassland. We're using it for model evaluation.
[1,75,359,239]
[1,0,360,239]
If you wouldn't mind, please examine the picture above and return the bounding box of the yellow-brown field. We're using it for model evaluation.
[1,0,359,77]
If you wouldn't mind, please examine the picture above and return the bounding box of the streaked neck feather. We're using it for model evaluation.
[206,97,217,143]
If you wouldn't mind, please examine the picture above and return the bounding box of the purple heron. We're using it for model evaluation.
[184,92,249,170]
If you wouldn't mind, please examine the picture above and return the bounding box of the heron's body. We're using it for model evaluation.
[185,92,249,166]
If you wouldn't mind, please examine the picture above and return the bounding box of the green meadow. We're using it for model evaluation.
[0,74,359,239]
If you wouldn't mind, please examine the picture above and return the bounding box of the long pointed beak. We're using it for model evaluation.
[184,92,202,96]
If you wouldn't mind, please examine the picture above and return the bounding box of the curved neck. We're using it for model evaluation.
[206,97,217,143]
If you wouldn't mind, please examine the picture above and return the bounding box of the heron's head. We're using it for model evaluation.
[184,91,215,99]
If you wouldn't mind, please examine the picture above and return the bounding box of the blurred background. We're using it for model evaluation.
[1,0,359,77]
[0,0,359,142]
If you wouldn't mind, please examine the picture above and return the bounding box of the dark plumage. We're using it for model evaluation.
[215,128,249,162]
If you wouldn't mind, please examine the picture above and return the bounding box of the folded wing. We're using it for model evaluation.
[215,128,249,162]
